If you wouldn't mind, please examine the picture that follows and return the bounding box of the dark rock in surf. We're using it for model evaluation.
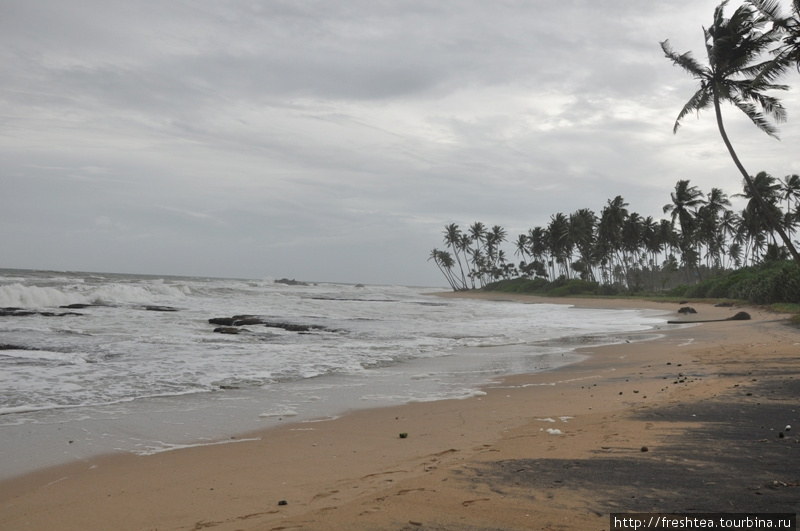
[0,344,38,351]
[275,278,308,286]
[678,307,697,314]
[144,305,179,312]
[262,321,328,333]
[213,327,241,334]
[0,308,82,317]
[209,317,236,326]
[0,308,34,317]
[233,317,264,326]
[60,303,93,309]
[209,315,338,333]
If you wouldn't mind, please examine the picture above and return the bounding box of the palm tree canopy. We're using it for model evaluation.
[663,180,706,238]
[661,0,788,138]
[748,0,800,74]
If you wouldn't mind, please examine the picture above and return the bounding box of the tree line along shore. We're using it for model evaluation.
[431,0,800,309]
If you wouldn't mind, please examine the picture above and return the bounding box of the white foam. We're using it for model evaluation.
[0,348,88,364]
[130,436,261,456]
[0,280,190,308]
[0,270,668,480]
[259,409,298,418]
[0,284,85,308]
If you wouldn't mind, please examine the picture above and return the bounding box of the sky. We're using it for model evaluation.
[2,0,799,287]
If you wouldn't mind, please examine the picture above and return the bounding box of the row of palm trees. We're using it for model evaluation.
[431,0,800,291]
[662,0,800,265]
[429,173,800,291]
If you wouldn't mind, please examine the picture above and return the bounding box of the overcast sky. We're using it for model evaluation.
[2,1,799,286]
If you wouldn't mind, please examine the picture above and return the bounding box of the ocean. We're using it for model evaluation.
[0,269,667,480]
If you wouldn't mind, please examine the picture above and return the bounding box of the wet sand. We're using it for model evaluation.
[1,294,798,531]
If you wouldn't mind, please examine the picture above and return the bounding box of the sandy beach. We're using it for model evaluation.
[1,293,798,531]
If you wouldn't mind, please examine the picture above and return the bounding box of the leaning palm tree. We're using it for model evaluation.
[428,248,459,290]
[661,0,800,265]
[442,224,469,290]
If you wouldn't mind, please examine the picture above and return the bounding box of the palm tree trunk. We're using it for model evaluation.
[713,93,800,266]
[448,243,468,290]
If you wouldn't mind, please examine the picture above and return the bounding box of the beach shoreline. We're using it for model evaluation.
[1,293,798,531]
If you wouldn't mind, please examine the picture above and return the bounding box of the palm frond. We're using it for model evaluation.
[660,40,707,77]
[748,0,785,23]
[746,90,788,122]
[673,88,712,133]
[741,55,790,83]
[731,95,781,137]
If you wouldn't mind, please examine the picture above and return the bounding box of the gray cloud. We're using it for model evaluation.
[2,0,798,285]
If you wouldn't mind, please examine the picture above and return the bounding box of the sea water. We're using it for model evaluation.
[0,269,666,479]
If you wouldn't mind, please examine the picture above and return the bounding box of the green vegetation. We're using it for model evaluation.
[429,1,800,310]
[485,261,800,308]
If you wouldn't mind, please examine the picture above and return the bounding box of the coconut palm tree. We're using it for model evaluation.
[663,180,706,243]
[697,187,732,268]
[484,225,508,282]
[442,224,468,290]
[661,0,800,265]
[719,209,742,267]
[735,171,785,250]
[779,174,800,224]
[514,233,529,264]
[640,216,663,289]
[569,208,597,279]
[526,227,550,279]
[596,196,629,284]
[775,174,800,241]
[547,213,572,278]
[467,222,487,288]
[428,249,459,290]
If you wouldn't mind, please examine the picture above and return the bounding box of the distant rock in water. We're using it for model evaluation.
[233,317,264,326]
[143,305,179,312]
[354,284,365,288]
[263,321,332,332]
[208,315,339,333]
[678,307,697,314]
[728,311,750,321]
[209,316,264,326]
[0,344,38,351]
[213,327,241,334]
[1,308,83,317]
[60,303,94,309]
[275,278,308,286]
